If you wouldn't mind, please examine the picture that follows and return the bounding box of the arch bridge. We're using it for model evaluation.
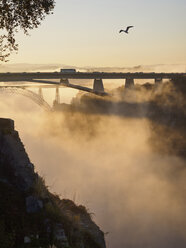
[0,71,185,94]
[0,72,185,110]
[0,86,53,111]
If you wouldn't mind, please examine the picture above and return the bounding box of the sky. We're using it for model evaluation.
[8,0,186,67]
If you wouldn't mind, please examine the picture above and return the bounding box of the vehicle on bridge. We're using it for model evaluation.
[60,69,76,73]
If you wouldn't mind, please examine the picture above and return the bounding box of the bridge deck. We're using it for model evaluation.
[0,72,185,82]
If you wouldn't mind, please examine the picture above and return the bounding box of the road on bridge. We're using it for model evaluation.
[0,72,185,82]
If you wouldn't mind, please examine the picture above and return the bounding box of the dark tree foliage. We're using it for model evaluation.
[0,0,55,61]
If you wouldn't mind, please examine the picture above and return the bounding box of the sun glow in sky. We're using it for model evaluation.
[8,0,186,67]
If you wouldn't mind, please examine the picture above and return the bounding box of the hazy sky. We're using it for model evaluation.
[9,0,186,67]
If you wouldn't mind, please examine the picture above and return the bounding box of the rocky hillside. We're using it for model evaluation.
[0,118,106,248]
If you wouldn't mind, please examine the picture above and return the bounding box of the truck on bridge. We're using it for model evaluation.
[60,68,76,73]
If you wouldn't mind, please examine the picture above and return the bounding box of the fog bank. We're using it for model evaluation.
[0,82,186,248]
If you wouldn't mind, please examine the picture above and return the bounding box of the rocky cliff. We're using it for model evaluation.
[0,118,106,248]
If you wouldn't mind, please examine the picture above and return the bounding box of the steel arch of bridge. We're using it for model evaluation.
[0,87,52,111]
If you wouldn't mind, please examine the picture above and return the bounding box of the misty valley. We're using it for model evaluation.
[0,74,186,248]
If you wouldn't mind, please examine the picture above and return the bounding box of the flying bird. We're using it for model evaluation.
[119,26,134,34]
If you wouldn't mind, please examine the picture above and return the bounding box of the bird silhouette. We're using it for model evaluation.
[119,26,134,34]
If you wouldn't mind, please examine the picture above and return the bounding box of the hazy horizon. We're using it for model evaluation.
[0,63,186,73]
[6,0,186,66]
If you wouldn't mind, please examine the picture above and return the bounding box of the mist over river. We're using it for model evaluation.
[0,81,186,248]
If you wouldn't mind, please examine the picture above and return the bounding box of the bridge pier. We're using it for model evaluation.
[38,88,43,99]
[55,87,60,104]
[93,79,105,93]
[155,78,163,85]
[125,78,134,88]
[60,78,69,84]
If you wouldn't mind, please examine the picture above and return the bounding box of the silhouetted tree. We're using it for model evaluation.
[0,0,55,61]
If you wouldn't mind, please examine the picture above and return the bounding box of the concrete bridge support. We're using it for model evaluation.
[125,78,134,88]
[93,79,105,93]
[55,87,60,104]
[38,88,43,99]
[155,78,163,85]
[60,78,69,84]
